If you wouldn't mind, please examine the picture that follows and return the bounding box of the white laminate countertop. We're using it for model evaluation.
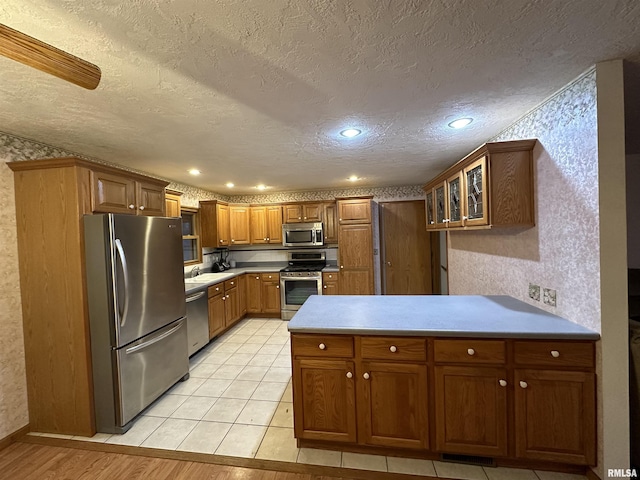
[287,295,600,340]
[184,265,285,293]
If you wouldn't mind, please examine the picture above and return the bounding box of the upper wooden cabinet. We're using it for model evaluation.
[337,197,372,224]
[91,170,166,216]
[323,202,338,243]
[424,140,536,230]
[250,205,282,244]
[164,189,182,218]
[200,200,230,248]
[283,202,323,223]
[229,205,251,245]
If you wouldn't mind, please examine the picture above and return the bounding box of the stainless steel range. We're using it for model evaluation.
[280,251,326,320]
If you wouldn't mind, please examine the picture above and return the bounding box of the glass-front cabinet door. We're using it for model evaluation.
[446,172,463,228]
[463,156,488,226]
[425,190,435,229]
[434,182,447,228]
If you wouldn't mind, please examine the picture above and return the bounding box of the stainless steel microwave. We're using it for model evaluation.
[282,222,324,247]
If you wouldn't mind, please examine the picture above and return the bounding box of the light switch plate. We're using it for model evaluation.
[543,288,557,307]
[528,283,540,301]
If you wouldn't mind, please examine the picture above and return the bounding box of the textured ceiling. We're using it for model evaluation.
[1,0,640,193]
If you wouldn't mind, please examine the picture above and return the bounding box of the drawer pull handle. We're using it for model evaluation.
[139,205,145,211]
[520,381,528,389]
[346,372,353,379]
[499,380,507,387]
[318,343,326,350]
[128,204,135,209]
[363,372,370,380]
[389,345,397,353]
[551,350,560,358]
[467,348,475,356]
[231,281,234,285]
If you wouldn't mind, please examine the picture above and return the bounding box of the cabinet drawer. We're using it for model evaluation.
[514,341,594,368]
[360,337,426,361]
[291,334,354,358]
[434,339,506,364]
[323,272,338,281]
[261,273,279,281]
[224,278,238,291]
[208,283,224,297]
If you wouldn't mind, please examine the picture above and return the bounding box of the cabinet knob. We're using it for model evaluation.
[340,265,344,269]
[304,216,307,220]
[220,239,224,243]
[551,350,560,358]
[329,274,333,278]
[499,379,507,387]
[223,296,226,301]
[519,381,528,389]
[256,276,260,279]
[323,285,327,289]
[128,204,135,209]
[230,281,234,285]
[263,237,267,241]
[467,348,475,356]
[430,221,434,224]
[339,218,342,221]
[462,216,468,220]
[346,372,353,379]
[318,343,326,350]
[389,345,397,353]
[276,285,280,289]
[298,216,301,220]
[268,275,272,278]
[231,239,235,243]
[216,287,220,291]
[226,295,230,299]
[444,218,450,223]
[139,205,145,211]
[363,372,370,380]
[387,261,392,266]
[267,237,270,241]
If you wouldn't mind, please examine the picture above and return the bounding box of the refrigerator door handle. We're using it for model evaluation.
[125,320,184,355]
[186,291,206,303]
[114,238,130,327]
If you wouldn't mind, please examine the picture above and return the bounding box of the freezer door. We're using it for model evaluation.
[115,318,188,427]
[111,215,186,347]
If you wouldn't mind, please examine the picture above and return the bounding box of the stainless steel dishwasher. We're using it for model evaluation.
[185,287,210,356]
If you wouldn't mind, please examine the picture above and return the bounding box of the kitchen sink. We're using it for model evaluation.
[184,273,230,284]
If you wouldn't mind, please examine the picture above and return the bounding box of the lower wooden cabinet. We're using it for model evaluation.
[434,365,508,457]
[291,334,597,468]
[246,273,280,315]
[292,358,357,443]
[208,292,225,339]
[359,361,429,450]
[514,369,596,465]
[322,272,339,295]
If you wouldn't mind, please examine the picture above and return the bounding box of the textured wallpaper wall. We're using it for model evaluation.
[448,69,601,333]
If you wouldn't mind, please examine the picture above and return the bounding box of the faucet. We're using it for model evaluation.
[190,265,200,278]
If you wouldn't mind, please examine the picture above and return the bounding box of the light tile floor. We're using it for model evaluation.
[32,317,588,480]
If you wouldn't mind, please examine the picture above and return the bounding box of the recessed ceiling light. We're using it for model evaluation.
[188,168,201,175]
[225,182,234,188]
[348,175,361,182]
[340,128,362,138]
[255,184,268,190]
[448,118,473,129]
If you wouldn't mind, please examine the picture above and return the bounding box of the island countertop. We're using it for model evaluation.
[287,295,599,340]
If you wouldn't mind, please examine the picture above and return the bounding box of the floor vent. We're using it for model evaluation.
[440,453,496,467]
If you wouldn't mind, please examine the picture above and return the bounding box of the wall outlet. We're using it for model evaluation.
[543,288,557,307]
[528,283,540,301]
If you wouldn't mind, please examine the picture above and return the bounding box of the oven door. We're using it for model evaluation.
[280,275,322,320]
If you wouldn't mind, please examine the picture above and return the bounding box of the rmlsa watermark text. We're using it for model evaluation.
[608,469,638,478]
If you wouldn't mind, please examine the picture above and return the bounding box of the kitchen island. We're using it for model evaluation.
[287,295,599,471]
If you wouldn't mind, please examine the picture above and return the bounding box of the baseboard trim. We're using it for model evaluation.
[0,425,30,451]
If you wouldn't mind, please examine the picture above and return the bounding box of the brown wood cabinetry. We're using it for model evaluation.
[424,140,536,231]
[247,274,263,314]
[208,291,226,339]
[337,198,374,295]
[200,200,230,248]
[261,273,281,314]
[238,274,247,316]
[283,202,323,223]
[164,189,182,217]
[323,202,338,243]
[338,198,372,224]
[91,170,166,216]
[322,272,339,295]
[250,205,282,244]
[229,205,251,245]
[8,157,169,437]
[291,333,597,468]
[207,277,245,339]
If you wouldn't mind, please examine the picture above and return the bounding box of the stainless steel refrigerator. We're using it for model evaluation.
[84,214,189,434]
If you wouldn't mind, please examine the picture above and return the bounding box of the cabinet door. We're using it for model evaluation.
[293,358,357,443]
[91,171,136,214]
[339,224,373,295]
[302,203,322,222]
[208,294,225,339]
[514,369,596,465]
[229,205,251,245]
[463,156,489,227]
[359,361,428,450]
[323,203,338,243]
[283,204,302,223]
[250,206,268,244]
[434,181,447,228]
[338,199,371,224]
[217,204,230,247]
[446,172,463,228]
[425,190,436,229]
[165,191,181,218]
[224,287,240,327]
[136,181,165,216]
[339,270,373,295]
[238,274,247,316]
[434,366,508,457]
[246,274,262,313]
[322,273,339,295]
[262,277,281,313]
[266,206,283,243]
